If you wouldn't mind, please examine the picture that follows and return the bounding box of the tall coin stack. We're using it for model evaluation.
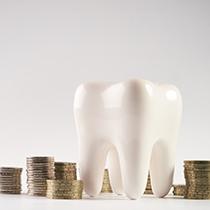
[26,157,55,196]
[101,169,112,193]
[144,173,153,194]
[46,180,83,199]
[54,162,77,181]
[184,160,210,199]
[0,167,22,194]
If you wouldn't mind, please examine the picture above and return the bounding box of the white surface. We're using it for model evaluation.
[74,79,182,198]
[0,193,210,210]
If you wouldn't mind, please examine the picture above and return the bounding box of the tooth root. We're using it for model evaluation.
[118,142,153,199]
[107,147,123,195]
[150,139,175,198]
[79,140,109,196]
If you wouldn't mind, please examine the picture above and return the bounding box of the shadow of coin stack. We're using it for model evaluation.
[144,173,153,194]
[0,167,22,194]
[101,169,112,193]
[26,157,55,196]
[184,160,210,199]
[46,162,83,199]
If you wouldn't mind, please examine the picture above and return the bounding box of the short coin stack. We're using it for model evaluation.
[101,169,112,193]
[26,157,55,196]
[0,167,22,194]
[46,180,83,199]
[144,173,153,194]
[173,184,186,196]
[54,162,77,181]
[184,160,210,199]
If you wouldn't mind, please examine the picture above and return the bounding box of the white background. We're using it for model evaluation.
[0,0,210,209]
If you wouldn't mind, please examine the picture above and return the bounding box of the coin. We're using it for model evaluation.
[0,167,22,194]
[26,156,55,196]
[173,184,185,196]
[54,162,77,181]
[101,169,112,193]
[183,160,210,199]
[46,180,83,199]
[144,173,153,195]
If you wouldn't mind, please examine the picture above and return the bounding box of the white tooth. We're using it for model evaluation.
[107,148,123,195]
[74,79,182,199]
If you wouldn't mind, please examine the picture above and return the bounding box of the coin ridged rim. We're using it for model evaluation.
[184,167,210,171]
[46,193,82,196]
[27,173,54,176]
[173,184,186,189]
[0,168,22,173]
[55,168,76,171]
[144,190,153,194]
[46,196,82,199]
[55,162,76,165]
[0,167,22,170]
[27,156,54,160]
[0,177,21,179]
[184,160,210,164]
[0,191,21,194]
[47,180,83,184]
[27,192,46,196]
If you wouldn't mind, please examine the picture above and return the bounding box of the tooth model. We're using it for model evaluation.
[74,79,182,199]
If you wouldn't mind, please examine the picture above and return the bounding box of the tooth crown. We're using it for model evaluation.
[74,79,182,199]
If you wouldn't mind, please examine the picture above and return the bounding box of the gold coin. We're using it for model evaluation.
[144,173,153,194]
[26,157,55,196]
[173,184,186,196]
[101,169,112,193]
[0,167,22,194]
[184,160,210,200]
[46,179,83,199]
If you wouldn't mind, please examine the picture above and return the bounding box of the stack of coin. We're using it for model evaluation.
[26,157,55,196]
[46,180,83,199]
[184,160,210,199]
[101,169,112,193]
[0,167,22,194]
[173,184,186,196]
[54,162,77,181]
[144,173,153,194]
